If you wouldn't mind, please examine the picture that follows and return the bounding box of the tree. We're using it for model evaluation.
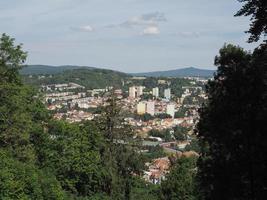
[0,34,68,199]
[235,0,267,42]
[161,157,198,200]
[144,145,167,161]
[184,138,200,153]
[0,149,66,200]
[0,33,27,84]
[130,177,160,200]
[43,120,107,197]
[135,113,154,122]
[197,44,267,199]
[174,107,188,118]
[0,34,34,162]
[155,113,172,119]
[96,94,144,200]
[173,126,189,141]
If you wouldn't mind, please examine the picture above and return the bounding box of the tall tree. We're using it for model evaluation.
[0,33,27,84]
[96,93,144,200]
[197,44,267,199]
[0,34,68,199]
[43,120,107,197]
[235,0,267,42]
[0,34,35,162]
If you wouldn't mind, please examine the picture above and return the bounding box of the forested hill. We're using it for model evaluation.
[131,67,215,77]
[21,65,101,75]
[22,66,130,89]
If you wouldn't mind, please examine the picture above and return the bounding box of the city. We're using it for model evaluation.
[36,75,208,184]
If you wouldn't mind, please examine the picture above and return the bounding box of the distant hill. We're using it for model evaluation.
[21,65,130,89]
[131,67,215,77]
[20,65,95,75]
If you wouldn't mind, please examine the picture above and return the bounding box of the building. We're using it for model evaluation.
[136,86,144,97]
[164,88,171,100]
[129,86,144,98]
[158,80,167,84]
[166,104,175,118]
[152,87,159,98]
[143,157,171,184]
[146,101,155,116]
[129,86,136,98]
[137,102,146,115]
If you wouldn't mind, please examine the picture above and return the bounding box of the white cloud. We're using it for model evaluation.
[142,26,160,35]
[71,25,94,32]
[120,12,166,28]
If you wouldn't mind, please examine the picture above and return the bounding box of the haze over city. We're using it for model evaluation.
[0,0,259,72]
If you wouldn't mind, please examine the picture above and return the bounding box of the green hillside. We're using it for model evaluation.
[22,67,129,89]
[20,65,94,75]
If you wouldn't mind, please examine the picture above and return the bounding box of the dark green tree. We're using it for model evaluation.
[184,138,200,153]
[0,149,65,200]
[0,34,34,162]
[174,107,188,118]
[155,113,172,119]
[161,157,198,200]
[43,120,107,197]
[130,177,160,200]
[0,34,67,199]
[235,0,267,42]
[96,94,144,200]
[0,33,27,84]
[135,113,154,122]
[173,126,189,141]
[197,44,267,199]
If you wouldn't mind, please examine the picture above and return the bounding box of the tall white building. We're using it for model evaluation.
[129,86,136,98]
[146,101,155,116]
[152,87,159,98]
[164,88,171,100]
[166,104,175,118]
[129,86,144,98]
[136,86,144,97]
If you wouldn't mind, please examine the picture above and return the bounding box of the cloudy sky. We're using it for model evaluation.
[0,0,259,72]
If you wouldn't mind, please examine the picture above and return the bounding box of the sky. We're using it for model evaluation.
[0,0,259,72]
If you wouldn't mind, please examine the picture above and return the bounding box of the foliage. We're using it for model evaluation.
[95,95,145,199]
[0,34,38,163]
[140,93,154,100]
[155,113,172,119]
[174,107,188,118]
[170,78,191,97]
[22,68,128,89]
[173,126,189,141]
[148,129,173,142]
[161,157,198,200]
[0,34,67,199]
[130,177,161,200]
[184,138,201,153]
[135,113,155,122]
[235,0,267,42]
[142,145,168,161]
[0,33,27,85]
[197,44,267,199]
[0,149,66,200]
[43,120,107,197]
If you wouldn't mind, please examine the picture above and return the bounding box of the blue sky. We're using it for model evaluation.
[0,0,259,72]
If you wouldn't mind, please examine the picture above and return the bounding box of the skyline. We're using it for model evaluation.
[0,0,260,72]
